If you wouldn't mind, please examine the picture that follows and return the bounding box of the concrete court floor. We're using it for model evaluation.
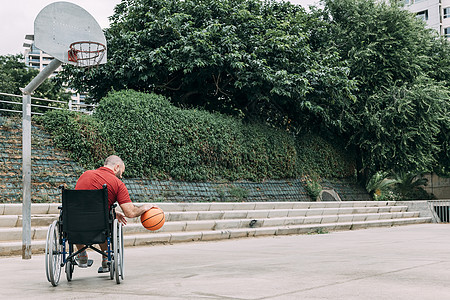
[1,223,449,300]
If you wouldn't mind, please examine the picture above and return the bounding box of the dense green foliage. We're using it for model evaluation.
[365,171,434,201]
[38,90,355,181]
[95,90,296,180]
[320,0,445,96]
[0,54,70,112]
[36,111,113,169]
[296,133,356,178]
[316,0,450,176]
[349,78,449,174]
[57,0,450,179]
[58,0,355,130]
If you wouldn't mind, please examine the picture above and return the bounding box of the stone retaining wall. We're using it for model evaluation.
[0,116,370,203]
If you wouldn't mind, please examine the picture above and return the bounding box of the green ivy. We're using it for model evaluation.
[296,133,356,178]
[38,90,356,181]
[35,110,114,170]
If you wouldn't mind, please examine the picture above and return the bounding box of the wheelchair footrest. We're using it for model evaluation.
[98,266,110,273]
[76,259,94,268]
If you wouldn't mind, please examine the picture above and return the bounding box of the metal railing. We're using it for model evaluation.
[0,92,94,115]
[428,200,450,223]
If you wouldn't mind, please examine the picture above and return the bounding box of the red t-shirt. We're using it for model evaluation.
[75,167,132,209]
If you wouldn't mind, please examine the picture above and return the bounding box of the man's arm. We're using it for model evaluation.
[119,202,157,218]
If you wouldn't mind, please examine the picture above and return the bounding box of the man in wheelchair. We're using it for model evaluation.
[45,155,157,286]
[74,155,157,272]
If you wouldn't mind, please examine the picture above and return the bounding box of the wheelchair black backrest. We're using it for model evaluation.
[62,185,111,245]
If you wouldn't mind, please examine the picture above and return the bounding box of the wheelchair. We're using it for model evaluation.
[45,184,124,286]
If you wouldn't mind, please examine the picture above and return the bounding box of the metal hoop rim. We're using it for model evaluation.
[68,41,106,64]
[69,41,106,53]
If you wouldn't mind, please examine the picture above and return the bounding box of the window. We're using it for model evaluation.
[445,27,450,38]
[444,7,450,19]
[416,10,428,21]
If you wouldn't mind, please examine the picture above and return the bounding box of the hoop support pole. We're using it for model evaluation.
[21,58,62,259]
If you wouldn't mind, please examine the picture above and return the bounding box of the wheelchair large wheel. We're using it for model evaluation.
[113,219,124,284]
[45,220,62,286]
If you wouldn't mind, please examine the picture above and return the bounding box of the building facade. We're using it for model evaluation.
[404,0,450,38]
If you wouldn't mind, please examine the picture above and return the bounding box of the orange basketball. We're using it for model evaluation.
[141,207,165,231]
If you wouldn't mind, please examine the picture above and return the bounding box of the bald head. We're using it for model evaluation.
[104,155,125,179]
[104,155,124,167]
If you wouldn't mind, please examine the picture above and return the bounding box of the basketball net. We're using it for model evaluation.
[68,41,106,70]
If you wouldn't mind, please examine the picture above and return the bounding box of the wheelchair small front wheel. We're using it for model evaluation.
[65,259,74,281]
[45,220,62,286]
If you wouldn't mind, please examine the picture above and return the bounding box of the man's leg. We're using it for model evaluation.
[98,241,109,272]
[76,244,85,251]
[75,244,88,267]
[99,241,107,252]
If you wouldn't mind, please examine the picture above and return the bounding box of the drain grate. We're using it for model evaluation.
[428,201,450,223]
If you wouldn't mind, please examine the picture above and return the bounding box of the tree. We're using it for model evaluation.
[349,78,449,174]
[58,0,450,178]
[317,0,450,177]
[0,54,69,98]
[321,0,446,96]
[58,0,355,131]
[0,54,70,113]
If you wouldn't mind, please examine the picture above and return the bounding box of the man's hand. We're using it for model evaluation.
[116,211,127,225]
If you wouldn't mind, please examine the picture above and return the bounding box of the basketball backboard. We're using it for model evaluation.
[34,1,107,67]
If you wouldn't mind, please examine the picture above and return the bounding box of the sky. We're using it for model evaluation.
[0,0,318,56]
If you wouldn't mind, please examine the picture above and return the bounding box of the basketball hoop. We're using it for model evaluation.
[68,41,106,68]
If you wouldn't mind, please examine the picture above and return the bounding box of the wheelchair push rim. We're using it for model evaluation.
[113,219,124,284]
[45,220,63,286]
[119,221,124,280]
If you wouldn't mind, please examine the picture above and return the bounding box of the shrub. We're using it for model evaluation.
[296,133,356,178]
[36,110,114,170]
[302,175,323,200]
[94,90,300,180]
[365,171,435,200]
[365,171,397,200]
[38,90,356,181]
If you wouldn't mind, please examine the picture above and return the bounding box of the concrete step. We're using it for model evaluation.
[154,201,399,212]
[124,216,433,246]
[0,211,423,242]
[0,201,402,216]
[0,240,46,256]
[0,216,432,256]
[123,211,420,234]
[0,203,61,215]
[128,206,409,223]
[0,201,432,256]
[0,226,48,242]
[0,214,59,227]
[0,206,409,226]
